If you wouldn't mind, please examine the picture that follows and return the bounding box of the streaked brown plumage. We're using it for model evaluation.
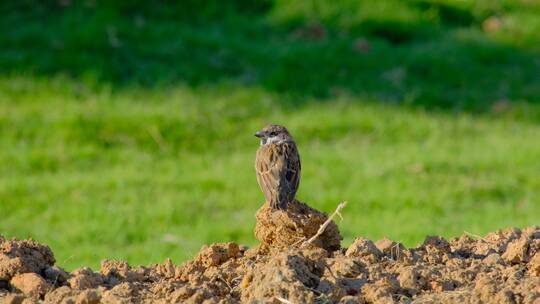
[254,124,301,210]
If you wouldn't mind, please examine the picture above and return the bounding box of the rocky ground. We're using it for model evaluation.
[1,201,539,303]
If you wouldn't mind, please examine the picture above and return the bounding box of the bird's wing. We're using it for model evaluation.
[255,145,280,206]
[276,142,301,209]
[256,143,301,209]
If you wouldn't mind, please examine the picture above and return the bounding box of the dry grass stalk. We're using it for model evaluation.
[302,201,347,247]
[275,296,295,304]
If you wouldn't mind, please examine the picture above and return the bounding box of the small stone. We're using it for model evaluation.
[68,267,104,290]
[484,253,504,266]
[375,238,406,260]
[100,260,146,284]
[196,243,240,267]
[345,237,382,261]
[423,236,451,252]
[502,237,529,264]
[397,266,424,295]
[10,273,50,297]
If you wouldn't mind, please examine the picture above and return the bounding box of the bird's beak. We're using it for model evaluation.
[255,131,264,138]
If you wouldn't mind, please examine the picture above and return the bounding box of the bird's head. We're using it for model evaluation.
[255,124,293,146]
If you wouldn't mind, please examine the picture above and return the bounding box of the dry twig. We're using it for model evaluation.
[275,297,295,304]
[302,201,347,247]
[464,230,485,241]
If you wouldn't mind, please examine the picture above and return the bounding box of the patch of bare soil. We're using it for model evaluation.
[1,201,539,303]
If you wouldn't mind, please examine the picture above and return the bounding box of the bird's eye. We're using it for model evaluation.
[269,132,277,136]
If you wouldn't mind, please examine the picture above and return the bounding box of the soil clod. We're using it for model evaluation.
[1,210,539,303]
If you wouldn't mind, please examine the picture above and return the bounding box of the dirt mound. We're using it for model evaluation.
[255,200,342,252]
[0,236,55,282]
[1,204,539,303]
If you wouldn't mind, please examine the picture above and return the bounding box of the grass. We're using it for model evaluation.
[0,1,539,270]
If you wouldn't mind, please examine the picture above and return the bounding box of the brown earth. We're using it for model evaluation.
[1,200,539,303]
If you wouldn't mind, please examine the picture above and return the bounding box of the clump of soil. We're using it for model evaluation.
[1,204,540,303]
[0,236,55,282]
[255,200,342,252]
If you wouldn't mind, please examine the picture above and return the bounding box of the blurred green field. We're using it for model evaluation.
[1,1,539,270]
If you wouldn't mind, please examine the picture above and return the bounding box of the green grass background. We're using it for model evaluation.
[1,0,539,270]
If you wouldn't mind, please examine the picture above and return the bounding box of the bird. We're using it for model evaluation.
[254,124,301,210]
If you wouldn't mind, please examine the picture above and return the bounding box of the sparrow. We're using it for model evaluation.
[254,124,301,210]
